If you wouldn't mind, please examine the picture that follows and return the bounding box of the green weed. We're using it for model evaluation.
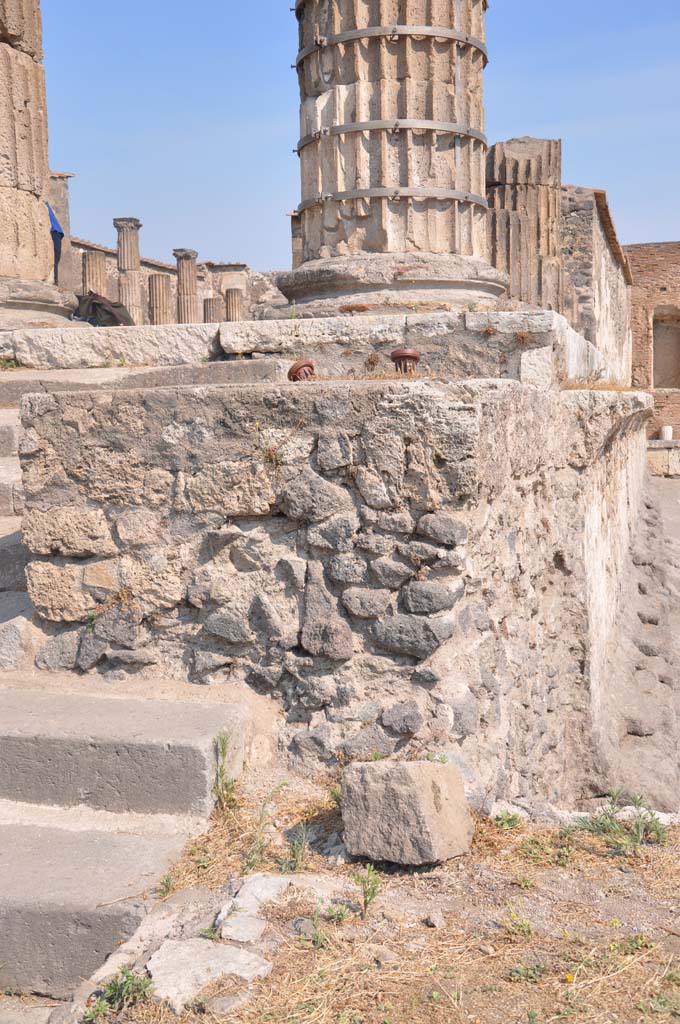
[213,733,237,812]
[280,823,310,873]
[495,810,523,831]
[502,908,533,938]
[510,964,547,983]
[353,864,381,919]
[101,967,152,1011]
[575,790,668,855]
[156,874,174,898]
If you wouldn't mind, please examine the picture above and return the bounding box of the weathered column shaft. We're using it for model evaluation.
[174,248,200,324]
[118,275,143,326]
[486,137,568,313]
[204,296,226,323]
[113,217,144,324]
[82,249,107,296]
[113,217,141,272]
[295,0,490,261]
[149,273,173,325]
[278,0,505,316]
[224,288,243,322]
[0,0,51,281]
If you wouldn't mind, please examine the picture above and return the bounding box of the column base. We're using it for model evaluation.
[277,252,508,318]
[0,278,78,331]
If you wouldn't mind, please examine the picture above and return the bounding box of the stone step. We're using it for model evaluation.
[0,357,288,409]
[0,517,27,592]
[0,409,20,457]
[0,686,246,815]
[0,458,22,515]
[0,801,201,998]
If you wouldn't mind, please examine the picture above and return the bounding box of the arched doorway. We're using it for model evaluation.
[653,307,680,388]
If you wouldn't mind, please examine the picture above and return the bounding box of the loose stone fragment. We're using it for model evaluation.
[341,761,474,865]
[146,938,272,1013]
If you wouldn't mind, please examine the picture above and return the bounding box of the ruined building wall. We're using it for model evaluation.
[625,241,680,438]
[19,378,669,812]
[0,0,51,281]
[561,186,632,384]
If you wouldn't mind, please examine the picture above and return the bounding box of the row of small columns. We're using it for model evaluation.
[81,219,244,325]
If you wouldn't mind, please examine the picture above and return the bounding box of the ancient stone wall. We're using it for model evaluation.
[19,377,664,811]
[561,186,632,384]
[625,241,680,437]
[0,0,51,281]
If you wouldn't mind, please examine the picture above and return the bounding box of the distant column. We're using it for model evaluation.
[82,250,107,296]
[173,248,200,323]
[149,273,173,325]
[114,217,142,270]
[224,288,244,323]
[204,296,226,323]
[114,217,144,324]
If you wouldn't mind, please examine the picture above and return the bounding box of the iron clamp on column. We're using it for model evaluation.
[296,119,487,155]
[296,187,490,215]
[295,25,489,66]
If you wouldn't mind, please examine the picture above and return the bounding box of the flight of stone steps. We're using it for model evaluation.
[0,681,247,999]
[0,358,277,1004]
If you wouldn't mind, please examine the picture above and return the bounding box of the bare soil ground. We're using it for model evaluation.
[5,774,680,1024]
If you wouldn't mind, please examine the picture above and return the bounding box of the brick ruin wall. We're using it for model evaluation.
[625,241,680,438]
[19,377,676,813]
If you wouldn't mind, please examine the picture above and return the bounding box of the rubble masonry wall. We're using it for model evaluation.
[18,378,656,811]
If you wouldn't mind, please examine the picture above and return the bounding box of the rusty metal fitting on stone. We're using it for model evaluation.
[288,358,316,382]
[391,349,421,375]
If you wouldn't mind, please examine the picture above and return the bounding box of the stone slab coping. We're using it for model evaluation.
[0,309,623,390]
[648,440,680,449]
[0,358,287,408]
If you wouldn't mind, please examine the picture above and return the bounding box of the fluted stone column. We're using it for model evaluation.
[82,249,107,296]
[0,0,51,281]
[487,138,569,313]
[149,273,173,325]
[114,217,144,325]
[224,288,244,323]
[174,248,200,324]
[204,296,226,323]
[278,0,506,315]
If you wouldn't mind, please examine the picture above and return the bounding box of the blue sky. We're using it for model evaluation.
[43,0,680,271]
